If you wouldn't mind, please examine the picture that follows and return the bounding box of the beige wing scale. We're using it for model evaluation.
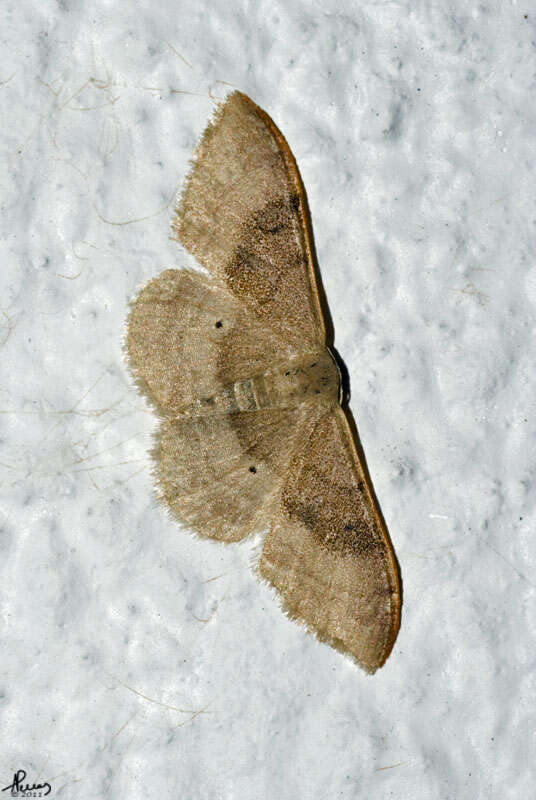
[259,406,400,673]
[173,91,326,349]
[157,405,319,542]
[126,268,307,414]
[125,268,318,541]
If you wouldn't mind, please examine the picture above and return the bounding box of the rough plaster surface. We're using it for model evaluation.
[1,2,535,798]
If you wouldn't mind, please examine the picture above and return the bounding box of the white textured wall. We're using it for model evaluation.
[1,2,534,798]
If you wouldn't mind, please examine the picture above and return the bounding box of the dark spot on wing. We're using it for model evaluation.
[225,245,277,305]
[224,193,313,326]
[282,463,381,557]
[253,196,295,235]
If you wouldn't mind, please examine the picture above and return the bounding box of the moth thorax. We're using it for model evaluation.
[258,350,340,409]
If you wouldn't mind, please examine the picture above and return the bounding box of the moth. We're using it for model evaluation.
[126,91,401,672]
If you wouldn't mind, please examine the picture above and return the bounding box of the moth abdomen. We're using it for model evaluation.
[175,350,340,418]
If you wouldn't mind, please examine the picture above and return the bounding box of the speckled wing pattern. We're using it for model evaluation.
[125,91,401,672]
[172,91,325,348]
[260,406,399,671]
